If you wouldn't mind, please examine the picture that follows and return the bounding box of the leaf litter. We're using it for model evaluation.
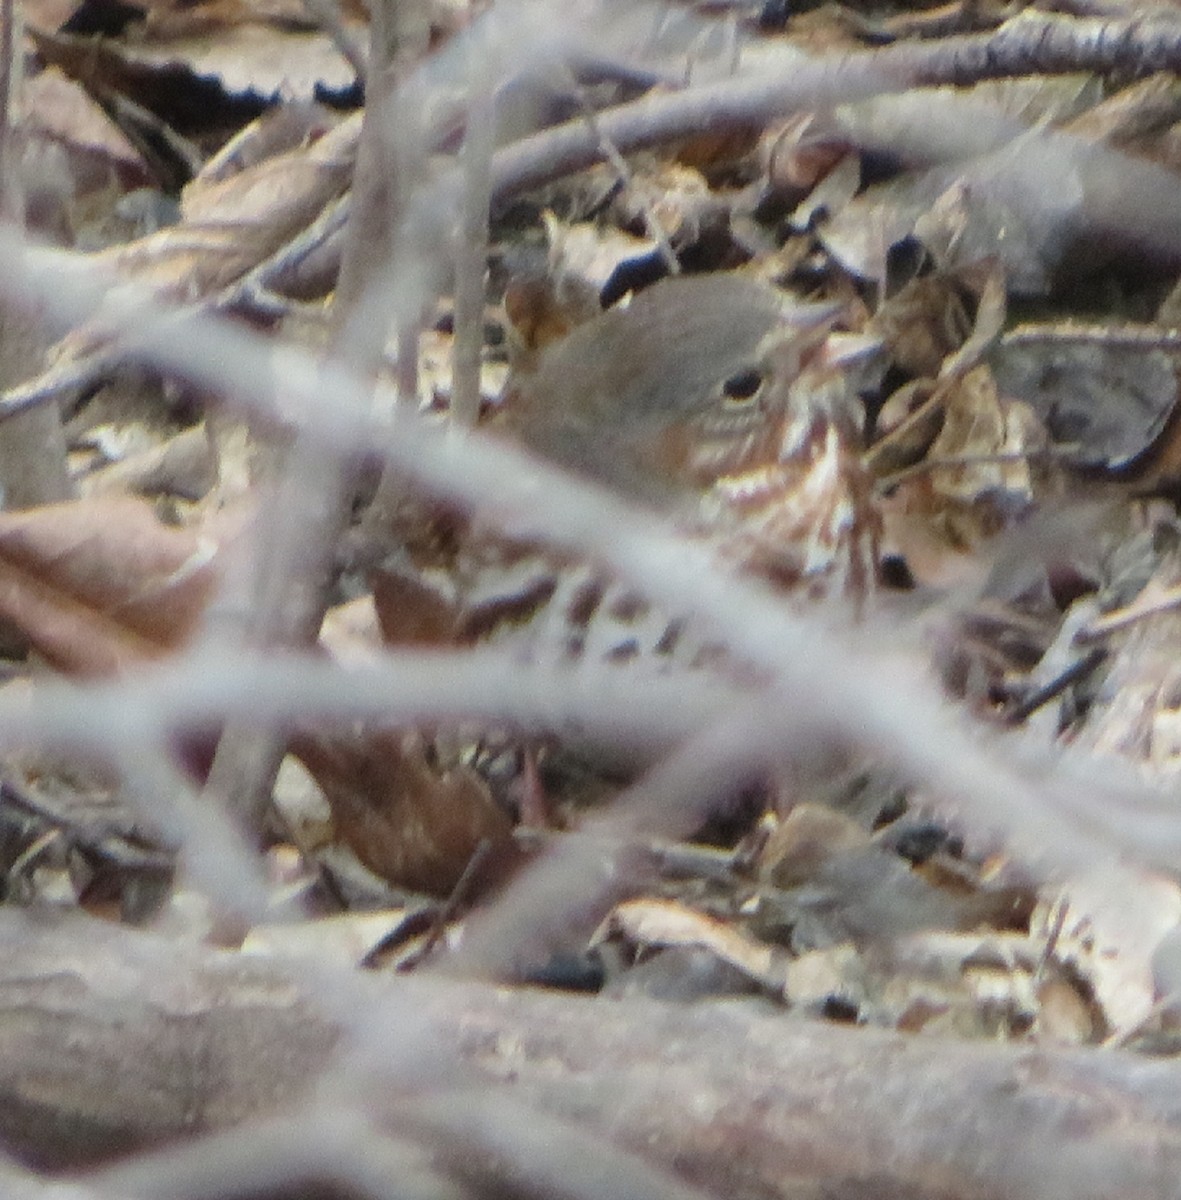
[6,0,1181,1190]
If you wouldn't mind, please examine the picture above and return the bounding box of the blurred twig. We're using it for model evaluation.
[0,233,1173,897]
[198,0,435,841]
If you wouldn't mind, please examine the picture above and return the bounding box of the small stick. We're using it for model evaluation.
[395,838,494,972]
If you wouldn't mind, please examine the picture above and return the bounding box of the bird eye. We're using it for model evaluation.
[721,368,764,404]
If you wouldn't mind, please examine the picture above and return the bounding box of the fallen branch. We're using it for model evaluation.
[1,913,1179,1200]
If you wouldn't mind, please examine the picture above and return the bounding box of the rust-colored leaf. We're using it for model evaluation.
[291,726,512,897]
[370,563,462,648]
[316,590,513,894]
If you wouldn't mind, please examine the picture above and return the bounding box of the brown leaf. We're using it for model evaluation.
[878,498,987,589]
[19,108,358,388]
[315,588,514,894]
[291,726,512,897]
[0,491,505,895]
[23,68,148,182]
[760,113,852,200]
[322,535,515,894]
[370,562,462,647]
[876,367,1052,581]
[607,163,718,252]
[502,273,599,366]
[757,802,870,888]
[0,496,218,675]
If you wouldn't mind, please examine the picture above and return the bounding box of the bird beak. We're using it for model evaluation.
[784,299,846,333]
[756,301,846,378]
[818,331,884,369]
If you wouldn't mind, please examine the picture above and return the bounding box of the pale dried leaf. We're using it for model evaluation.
[1033,867,1181,1033]
[604,897,789,994]
[242,910,417,968]
[23,68,146,177]
[928,365,1047,509]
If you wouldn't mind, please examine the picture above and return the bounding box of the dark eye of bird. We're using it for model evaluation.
[721,368,764,404]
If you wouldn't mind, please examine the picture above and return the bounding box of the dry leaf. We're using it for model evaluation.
[601,897,789,996]
[880,933,1043,1039]
[502,272,601,365]
[608,161,720,253]
[927,365,1047,511]
[0,495,218,674]
[760,112,852,200]
[242,910,419,968]
[871,274,973,380]
[757,802,871,889]
[79,423,217,501]
[291,726,512,897]
[1035,973,1101,1044]
[543,213,660,304]
[31,10,363,106]
[990,328,1178,470]
[877,367,1051,579]
[23,67,148,182]
[371,561,463,648]
[1032,868,1181,1035]
[820,139,1082,296]
[313,587,514,894]
[1063,72,1181,169]
[1080,556,1181,771]
[94,111,357,300]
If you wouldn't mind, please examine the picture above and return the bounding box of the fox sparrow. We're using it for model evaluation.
[495,273,879,646]
[346,273,883,889]
[378,273,880,663]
